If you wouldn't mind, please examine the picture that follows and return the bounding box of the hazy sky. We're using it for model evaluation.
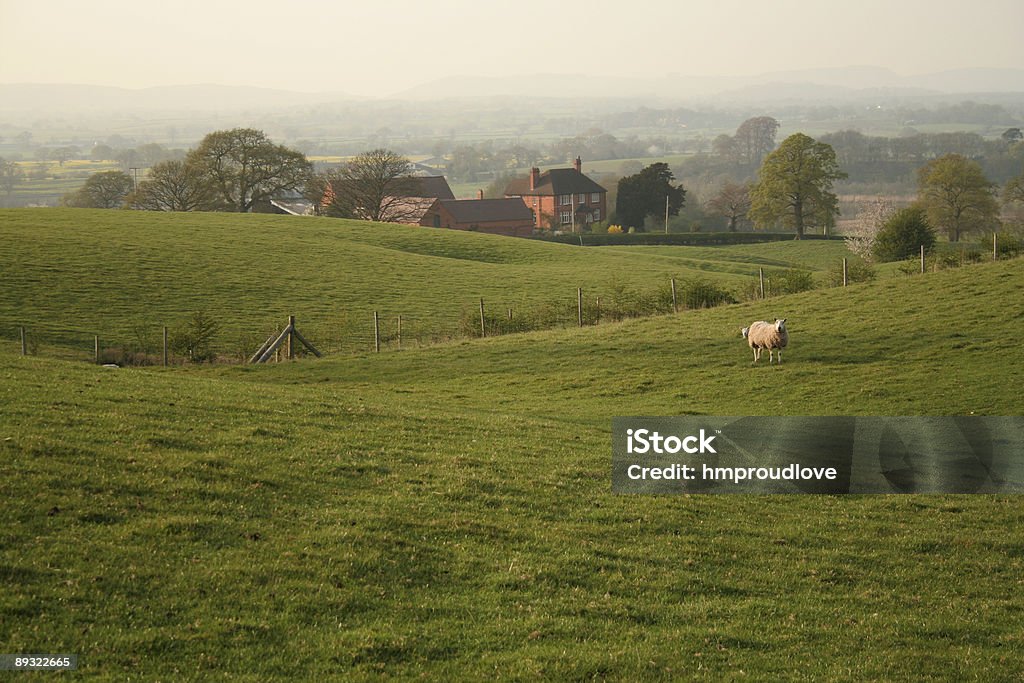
[1,0,1022,96]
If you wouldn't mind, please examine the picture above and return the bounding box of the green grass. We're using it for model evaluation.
[0,208,858,357]
[1,252,1023,679]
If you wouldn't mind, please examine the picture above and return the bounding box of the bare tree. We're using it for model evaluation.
[322,149,420,222]
[63,170,133,208]
[187,128,313,213]
[131,160,214,211]
[706,181,752,231]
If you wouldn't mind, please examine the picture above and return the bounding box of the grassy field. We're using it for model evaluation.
[0,209,856,359]
[1,251,1023,679]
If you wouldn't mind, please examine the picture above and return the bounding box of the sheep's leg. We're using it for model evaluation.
[769,349,774,364]
[778,350,782,365]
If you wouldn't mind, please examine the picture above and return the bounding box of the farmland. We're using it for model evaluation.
[0,209,858,358]
[1,210,1023,679]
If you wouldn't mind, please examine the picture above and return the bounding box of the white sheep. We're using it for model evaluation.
[742,319,788,364]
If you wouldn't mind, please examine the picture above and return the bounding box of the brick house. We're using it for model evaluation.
[419,195,535,237]
[504,157,607,231]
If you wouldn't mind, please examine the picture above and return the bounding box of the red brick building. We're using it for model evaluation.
[504,157,607,231]
[419,196,535,237]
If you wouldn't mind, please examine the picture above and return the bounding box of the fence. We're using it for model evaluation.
[6,243,1020,366]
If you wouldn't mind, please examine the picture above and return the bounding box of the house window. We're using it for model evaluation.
[560,211,572,225]
[578,193,586,203]
[560,194,571,206]
[593,208,601,221]
[591,192,600,202]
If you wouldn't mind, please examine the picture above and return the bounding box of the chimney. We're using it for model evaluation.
[529,167,540,190]
[477,189,484,200]
[574,156,582,173]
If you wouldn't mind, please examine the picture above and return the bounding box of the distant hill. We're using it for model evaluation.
[0,83,354,113]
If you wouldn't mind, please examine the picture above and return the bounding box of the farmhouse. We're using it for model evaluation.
[504,157,607,231]
[419,195,535,237]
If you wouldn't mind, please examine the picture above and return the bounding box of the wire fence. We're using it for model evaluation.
[4,247,1020,367]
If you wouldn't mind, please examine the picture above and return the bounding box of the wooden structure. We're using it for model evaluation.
[249,316,322,364]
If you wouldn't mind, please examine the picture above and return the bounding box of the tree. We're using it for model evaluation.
[1002,128,1023,144]
[63,170,133,209]
[321,149,419,222]
[845,198,895,263]
[0,157,22,206]
[615,162,686,231]
[131,160,214,211]
[917,154,999,242]
[749,133,846,239]
[873,205,936,262]
[1003,172,1024,206]
[706,181,752,232]
[734,116,780,166]
[187,128,312,213]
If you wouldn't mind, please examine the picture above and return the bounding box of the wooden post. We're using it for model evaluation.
[397,315,402,350]
[479,298,486,338]
[20,326,26,355]
[374,311,380,352]
[577,287,583,327]
[994,232,998,261]
[664,195,670,235]
[162,326,168,367]
[507,308,513,322]
[287,315,295,360]
[94,335,99,364]
[842,258,848,287]
[670,278,678,313]
[758,268,765,299]
[596,297,601,324]
[920,244,925,273]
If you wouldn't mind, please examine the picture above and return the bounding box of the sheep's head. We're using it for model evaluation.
[741,327,749,339]
[775,318,787,332]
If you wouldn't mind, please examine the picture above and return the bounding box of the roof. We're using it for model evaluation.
[437,198,533,224]
[505,168,607,197]
[409,175,455,199]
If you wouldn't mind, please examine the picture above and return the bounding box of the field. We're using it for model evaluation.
[1,209,1023,679]
[0,209,857,358]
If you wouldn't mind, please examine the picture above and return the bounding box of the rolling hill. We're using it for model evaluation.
[1,220,1022,679]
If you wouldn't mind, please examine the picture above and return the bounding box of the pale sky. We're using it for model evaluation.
[1,0,1022,96]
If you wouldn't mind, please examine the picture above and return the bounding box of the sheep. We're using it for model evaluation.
[742,318,788,364]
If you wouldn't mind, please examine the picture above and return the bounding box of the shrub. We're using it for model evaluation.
[826,258,877,287]
[170,310,220,363]
[768,268,816,295]
[607,224,624,234]
[677,278,735,309]
[985,231,1022,259]
[873,206,936,262]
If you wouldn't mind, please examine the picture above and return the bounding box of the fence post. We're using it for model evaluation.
[671,278,678,313]
[577,287,583,327]
[842,258,848,287]
[287,315,295,359]
[94,335,99,364]
[374,311,380,352]
[162,326,168,367]
[20,327,26,356]
[994,233,998,261]
[920,245,925,273]
[596,297,601,324]
[397,315,402,350]
[758,268,765,299]
[507,308,513,322]
[479,298,486,338]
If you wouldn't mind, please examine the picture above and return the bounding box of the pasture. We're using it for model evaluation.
[0,209,856,359]
[0,206,1022,678]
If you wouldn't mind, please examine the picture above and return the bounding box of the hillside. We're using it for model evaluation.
[2,257,1023,679]
[0,209,852,356]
